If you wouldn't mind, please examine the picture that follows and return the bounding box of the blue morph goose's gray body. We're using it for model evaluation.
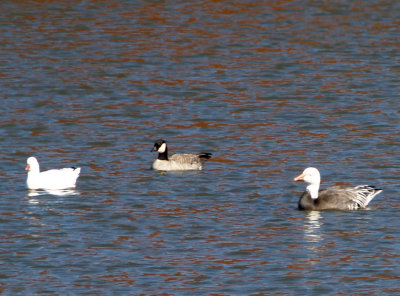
[297,185,382,210]
[151,139,212,171]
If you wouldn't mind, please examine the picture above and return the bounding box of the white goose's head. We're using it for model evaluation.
[294,167,321,199]
[26,156,40,173]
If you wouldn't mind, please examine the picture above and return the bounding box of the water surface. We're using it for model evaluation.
[1,1,400,295]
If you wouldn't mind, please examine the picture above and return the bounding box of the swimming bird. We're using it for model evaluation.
[26,156,81,190]
[151,139,212,171]
[294,167,381,210]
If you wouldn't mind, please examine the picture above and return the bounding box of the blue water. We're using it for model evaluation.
[1,1,400,295]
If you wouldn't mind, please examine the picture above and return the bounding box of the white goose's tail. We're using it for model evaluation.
[71,167,81,182]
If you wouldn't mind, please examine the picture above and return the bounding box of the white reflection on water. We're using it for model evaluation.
[27,189,80,198]
[304,211,323,245]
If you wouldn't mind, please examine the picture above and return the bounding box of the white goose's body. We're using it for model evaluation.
[26,157,81,190]
[151,139,212,171]
[294,167,382,210]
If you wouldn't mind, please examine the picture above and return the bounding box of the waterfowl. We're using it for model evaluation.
[26,156,81,190]
[294,167,382,210]
[151,139,212,171]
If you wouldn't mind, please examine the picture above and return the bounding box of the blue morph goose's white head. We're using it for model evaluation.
[294,167,321,199]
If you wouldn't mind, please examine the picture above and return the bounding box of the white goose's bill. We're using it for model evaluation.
[157,142,167,153]
[28,189,80,197]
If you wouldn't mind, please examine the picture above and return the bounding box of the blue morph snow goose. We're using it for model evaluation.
[294,167,382,210]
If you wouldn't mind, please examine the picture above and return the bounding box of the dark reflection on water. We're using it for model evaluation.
[1,0,400,294]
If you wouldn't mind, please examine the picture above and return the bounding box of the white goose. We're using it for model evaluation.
[151,139,212,171]
[294,167,382,210]
[26,156,81,190]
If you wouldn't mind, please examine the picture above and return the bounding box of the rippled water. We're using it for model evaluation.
[1,1,400,295]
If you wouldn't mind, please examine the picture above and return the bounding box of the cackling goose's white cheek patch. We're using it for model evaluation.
[157,143,167,153]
